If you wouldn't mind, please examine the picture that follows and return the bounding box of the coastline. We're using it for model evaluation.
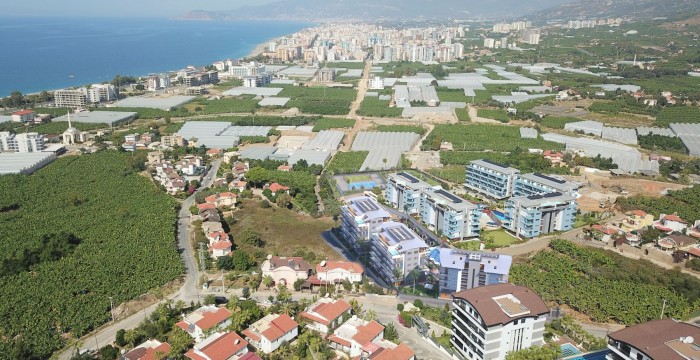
[245,35,285,58]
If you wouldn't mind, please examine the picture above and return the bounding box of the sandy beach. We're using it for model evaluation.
[246,36,285,58]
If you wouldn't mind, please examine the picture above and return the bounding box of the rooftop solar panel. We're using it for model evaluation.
[533,173,566,184]
[436,189,463,203]
[482,159,509,168]
[397,172,419,183]
[356,198,380,212]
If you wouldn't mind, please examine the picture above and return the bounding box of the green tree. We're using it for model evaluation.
[276,283,292,303]
[262,275,274,289]
[203,294,216,305]
[99,345,119,360]
[293,278,305,291]
[245,167,270,188]
[115,329,127,347]
[168,328,194,356]
[239,229,263,247]
[384,322,399,343]
[232,250,253,271]
[276,193,293,209]
[242,286,250,299]
[505,343,561,360]
[217,256,234,270]
[342,279,352,292]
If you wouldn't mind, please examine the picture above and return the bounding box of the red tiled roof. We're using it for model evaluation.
[372,343,415,360]
[631,210,647,217]
[592,224,618,235]
[269,183,289,192]
[329,334,352,347]
[197,203,217,212]
[210,240,232,250]
[219,192,236,199]
[186,332,247,360]
[239,353,262,360]
[663,214,687,223]
[12,109,34,115]
[316,261,364,274]
[689,247,700,257]
[271,314,298,336]
[205,195,218,204]
[175,320,190,331]
[208,231,229,241]
[655,224,673,232]
[352,320,384,346]
[142,343,171,360]
[241,328,261,342]
[194,307,232,331]
[301,299,351,326]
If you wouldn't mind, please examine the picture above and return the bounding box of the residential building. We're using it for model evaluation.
[121,339,171,360]
[512,173,579,198]
[185,332,249,360]
[300,298,352,334]
[54,89,88,108]
[229,180,247,192]
[328,317,385,357]
[315,261,364,284]
[606,318,700,360]
[420,188,482,240]
[122,339,171,360]
[654,214,688,233]
[362,342,415,360]
[370,222,428,284]
[229,62,266,78]
[147,152,165,165]
[205,192,237,209]
[260,256,312,290]
[451,283,549,360]
[657,234,697,251]
[0,132,44,153]
[504,193,576,238]
[87,84,118,103]
[11,110,35,123]
[241,313,298,354]
[161,134,185,147]
[433,248,512,297]
[385,172,435,215]
[369,77,385,90]
[465,160,520,200]
[340,196,391,254]
[317,68,336,82]
[543,150,565,166]
[207,232,232,258]
[483,38,496,49]
[268,183,289,196]
[176,305,233,342]
[620,210,654,233]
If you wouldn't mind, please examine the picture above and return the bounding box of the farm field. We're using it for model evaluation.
[279,86,357,115]
[312,118,355,132]
[422,124,564,152]
[358,97,403,117]
[325,152,368,174]
[0,151,181,358]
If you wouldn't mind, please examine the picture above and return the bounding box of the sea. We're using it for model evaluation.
[0,17,312,97]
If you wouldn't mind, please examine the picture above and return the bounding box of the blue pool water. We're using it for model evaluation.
[349,181,376,190]
[492,210,507,221]
[567,350,610,360]
[561,343,582,357]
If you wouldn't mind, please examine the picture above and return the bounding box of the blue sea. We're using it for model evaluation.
[0,17,311,97]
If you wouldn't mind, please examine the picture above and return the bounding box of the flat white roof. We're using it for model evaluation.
[53,111,137,125]
[223,87,283,97]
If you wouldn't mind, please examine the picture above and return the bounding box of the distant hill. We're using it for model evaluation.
[181,0,572,21]
[527,0,700,21]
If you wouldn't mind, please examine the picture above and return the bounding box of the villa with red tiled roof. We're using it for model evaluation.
[205,192,237,209]
[176,305,232,342]
[197,203,217,213]
[122,339,171,360]
[241,313,299,354]
[267,183,290,196]
[621,210,654,232]
[11,109,35,123]
[229,180,247,192]
[654,213,688,233]
[185,332,248,360]
[543,150,565,166]
[260,256,312,290]
[328,317,384,357]
[315,261,364,284]
[300,298,352,333]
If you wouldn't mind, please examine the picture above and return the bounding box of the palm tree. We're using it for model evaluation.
[262,275,273,289]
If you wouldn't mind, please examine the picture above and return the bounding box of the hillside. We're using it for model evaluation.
[527,0,700,21]
[181,0,571,21]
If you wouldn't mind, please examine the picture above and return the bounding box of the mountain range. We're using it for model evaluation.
[180,0,572,21]
[528,0,700,21]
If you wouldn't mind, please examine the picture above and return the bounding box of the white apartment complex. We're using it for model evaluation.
[0,132,44,153]
[340,195,391,254]
[370,221,428,284]
[451,284,549,360]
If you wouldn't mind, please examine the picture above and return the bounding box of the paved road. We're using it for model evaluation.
[56,160,223,359]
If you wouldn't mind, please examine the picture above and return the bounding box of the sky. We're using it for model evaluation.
[3,0,276,18]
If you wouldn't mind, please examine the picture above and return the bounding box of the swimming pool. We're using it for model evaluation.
[561,343,582,357]
[491,210,507,221]
[567,350,610,360]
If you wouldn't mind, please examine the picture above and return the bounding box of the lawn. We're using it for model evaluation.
[229,199,341,262]
[481,229,521,248]
[453,240,481,251]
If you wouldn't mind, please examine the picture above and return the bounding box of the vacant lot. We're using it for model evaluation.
[230,199,341,261]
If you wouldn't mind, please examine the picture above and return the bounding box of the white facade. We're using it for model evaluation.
[369,222,427,284]
[0,132,44,153]
[369,77,385,90]
[316,261,364,284]
[340,196,391,254]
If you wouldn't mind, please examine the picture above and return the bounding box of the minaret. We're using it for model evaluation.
[67,109,72,129]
